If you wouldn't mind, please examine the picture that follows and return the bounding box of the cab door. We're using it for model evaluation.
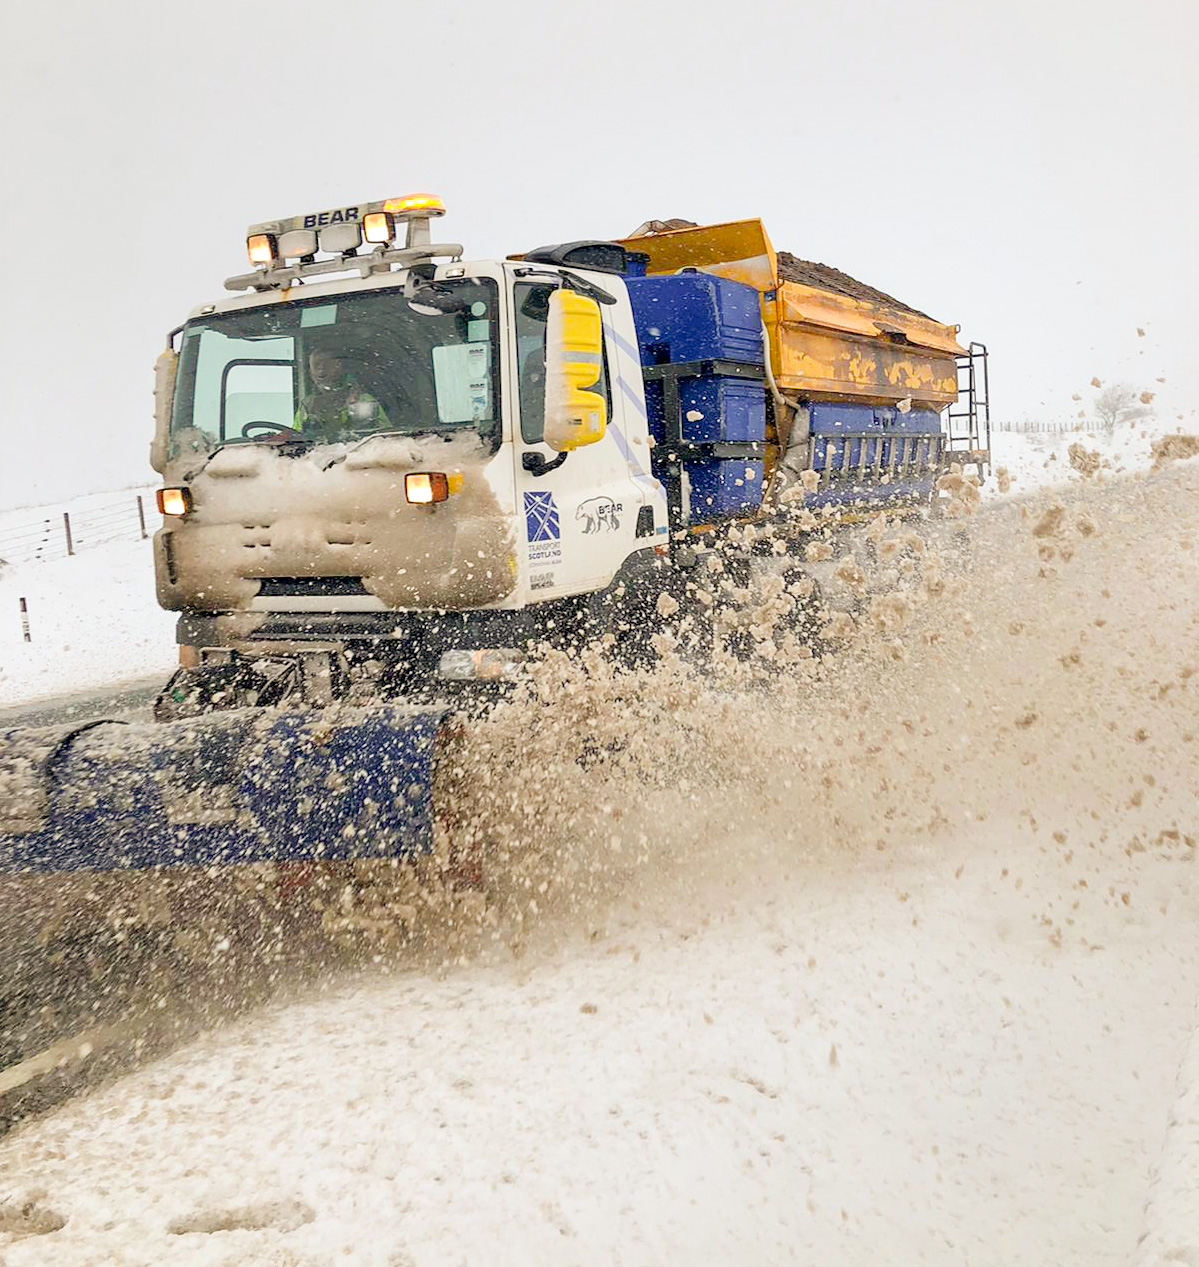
[512,279,643,601]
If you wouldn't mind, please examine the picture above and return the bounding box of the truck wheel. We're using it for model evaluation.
[599,581,657,670]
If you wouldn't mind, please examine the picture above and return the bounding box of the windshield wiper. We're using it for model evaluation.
[321,428,483,471]
[184,434,314,479]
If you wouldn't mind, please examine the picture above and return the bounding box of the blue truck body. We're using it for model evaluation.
[624,267,950,522]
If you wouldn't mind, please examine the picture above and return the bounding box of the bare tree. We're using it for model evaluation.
[1093,383,1152,437]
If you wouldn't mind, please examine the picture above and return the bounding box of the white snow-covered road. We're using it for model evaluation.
[1,809,1194,1267]
[1,460,1196,1266]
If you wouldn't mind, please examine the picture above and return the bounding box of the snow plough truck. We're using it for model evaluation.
[0,196,989,875]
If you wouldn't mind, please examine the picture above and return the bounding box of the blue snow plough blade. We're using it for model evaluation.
[0,706,448,874]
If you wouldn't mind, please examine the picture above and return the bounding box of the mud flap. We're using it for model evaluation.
[0,706,449,874]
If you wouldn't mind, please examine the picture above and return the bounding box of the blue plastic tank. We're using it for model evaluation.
[626,272,764,367]
[685,460,766,519]
[628,272,767,520]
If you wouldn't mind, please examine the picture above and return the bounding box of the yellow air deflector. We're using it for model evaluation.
[619,219,779,293]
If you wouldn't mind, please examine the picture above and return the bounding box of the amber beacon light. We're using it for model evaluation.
[384,194,446,217]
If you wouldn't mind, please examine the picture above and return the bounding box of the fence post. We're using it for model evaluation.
[19,597,31,642]
[63,512,74,557]
[137,495,148,540]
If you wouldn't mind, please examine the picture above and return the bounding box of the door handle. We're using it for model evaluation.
[522,451,568,477]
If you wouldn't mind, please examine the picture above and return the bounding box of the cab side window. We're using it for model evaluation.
[515,282,610,446]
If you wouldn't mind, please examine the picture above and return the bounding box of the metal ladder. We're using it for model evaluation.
[943,342,991,475]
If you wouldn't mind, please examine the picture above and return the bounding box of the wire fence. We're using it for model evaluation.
[993,419,1089,435]
[0,493,152,568]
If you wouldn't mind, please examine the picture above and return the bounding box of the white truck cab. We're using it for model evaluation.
[151,196,668,692]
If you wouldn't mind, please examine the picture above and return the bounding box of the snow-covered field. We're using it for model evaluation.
[0,428,1197,1266]
[0,486,176,709]
[991,421,1170,498]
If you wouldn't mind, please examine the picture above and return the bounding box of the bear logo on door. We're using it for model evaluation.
[576,497,622,534]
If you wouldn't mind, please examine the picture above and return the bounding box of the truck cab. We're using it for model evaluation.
[151,197,669,698]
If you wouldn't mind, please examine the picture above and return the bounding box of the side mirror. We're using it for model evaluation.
[149,346,178,473]
[404,265,467,316]
[543,289,607,452]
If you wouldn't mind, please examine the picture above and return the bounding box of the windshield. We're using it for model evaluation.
[170,277,500,454]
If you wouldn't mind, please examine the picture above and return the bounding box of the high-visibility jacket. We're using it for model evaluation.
[294,380,390,440]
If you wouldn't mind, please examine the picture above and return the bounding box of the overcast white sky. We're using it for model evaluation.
[0,0,1194,508]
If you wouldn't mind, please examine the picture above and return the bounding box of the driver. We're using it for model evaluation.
[294,348,390,440]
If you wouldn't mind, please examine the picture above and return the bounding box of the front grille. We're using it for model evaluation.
[256,576,370,597]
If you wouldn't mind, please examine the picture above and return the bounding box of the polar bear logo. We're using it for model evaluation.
[576,496,622,534]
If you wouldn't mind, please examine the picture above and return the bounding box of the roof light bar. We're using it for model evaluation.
[235,194,453,285]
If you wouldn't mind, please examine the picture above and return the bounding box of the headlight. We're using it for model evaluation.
[404,472,463,504]
[156,487,193,516]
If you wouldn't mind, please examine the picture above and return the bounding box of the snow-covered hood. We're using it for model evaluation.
[156,432,516,613]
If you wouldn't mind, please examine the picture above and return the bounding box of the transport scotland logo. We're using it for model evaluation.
[524,491,560,543]
[524,491,562,574]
